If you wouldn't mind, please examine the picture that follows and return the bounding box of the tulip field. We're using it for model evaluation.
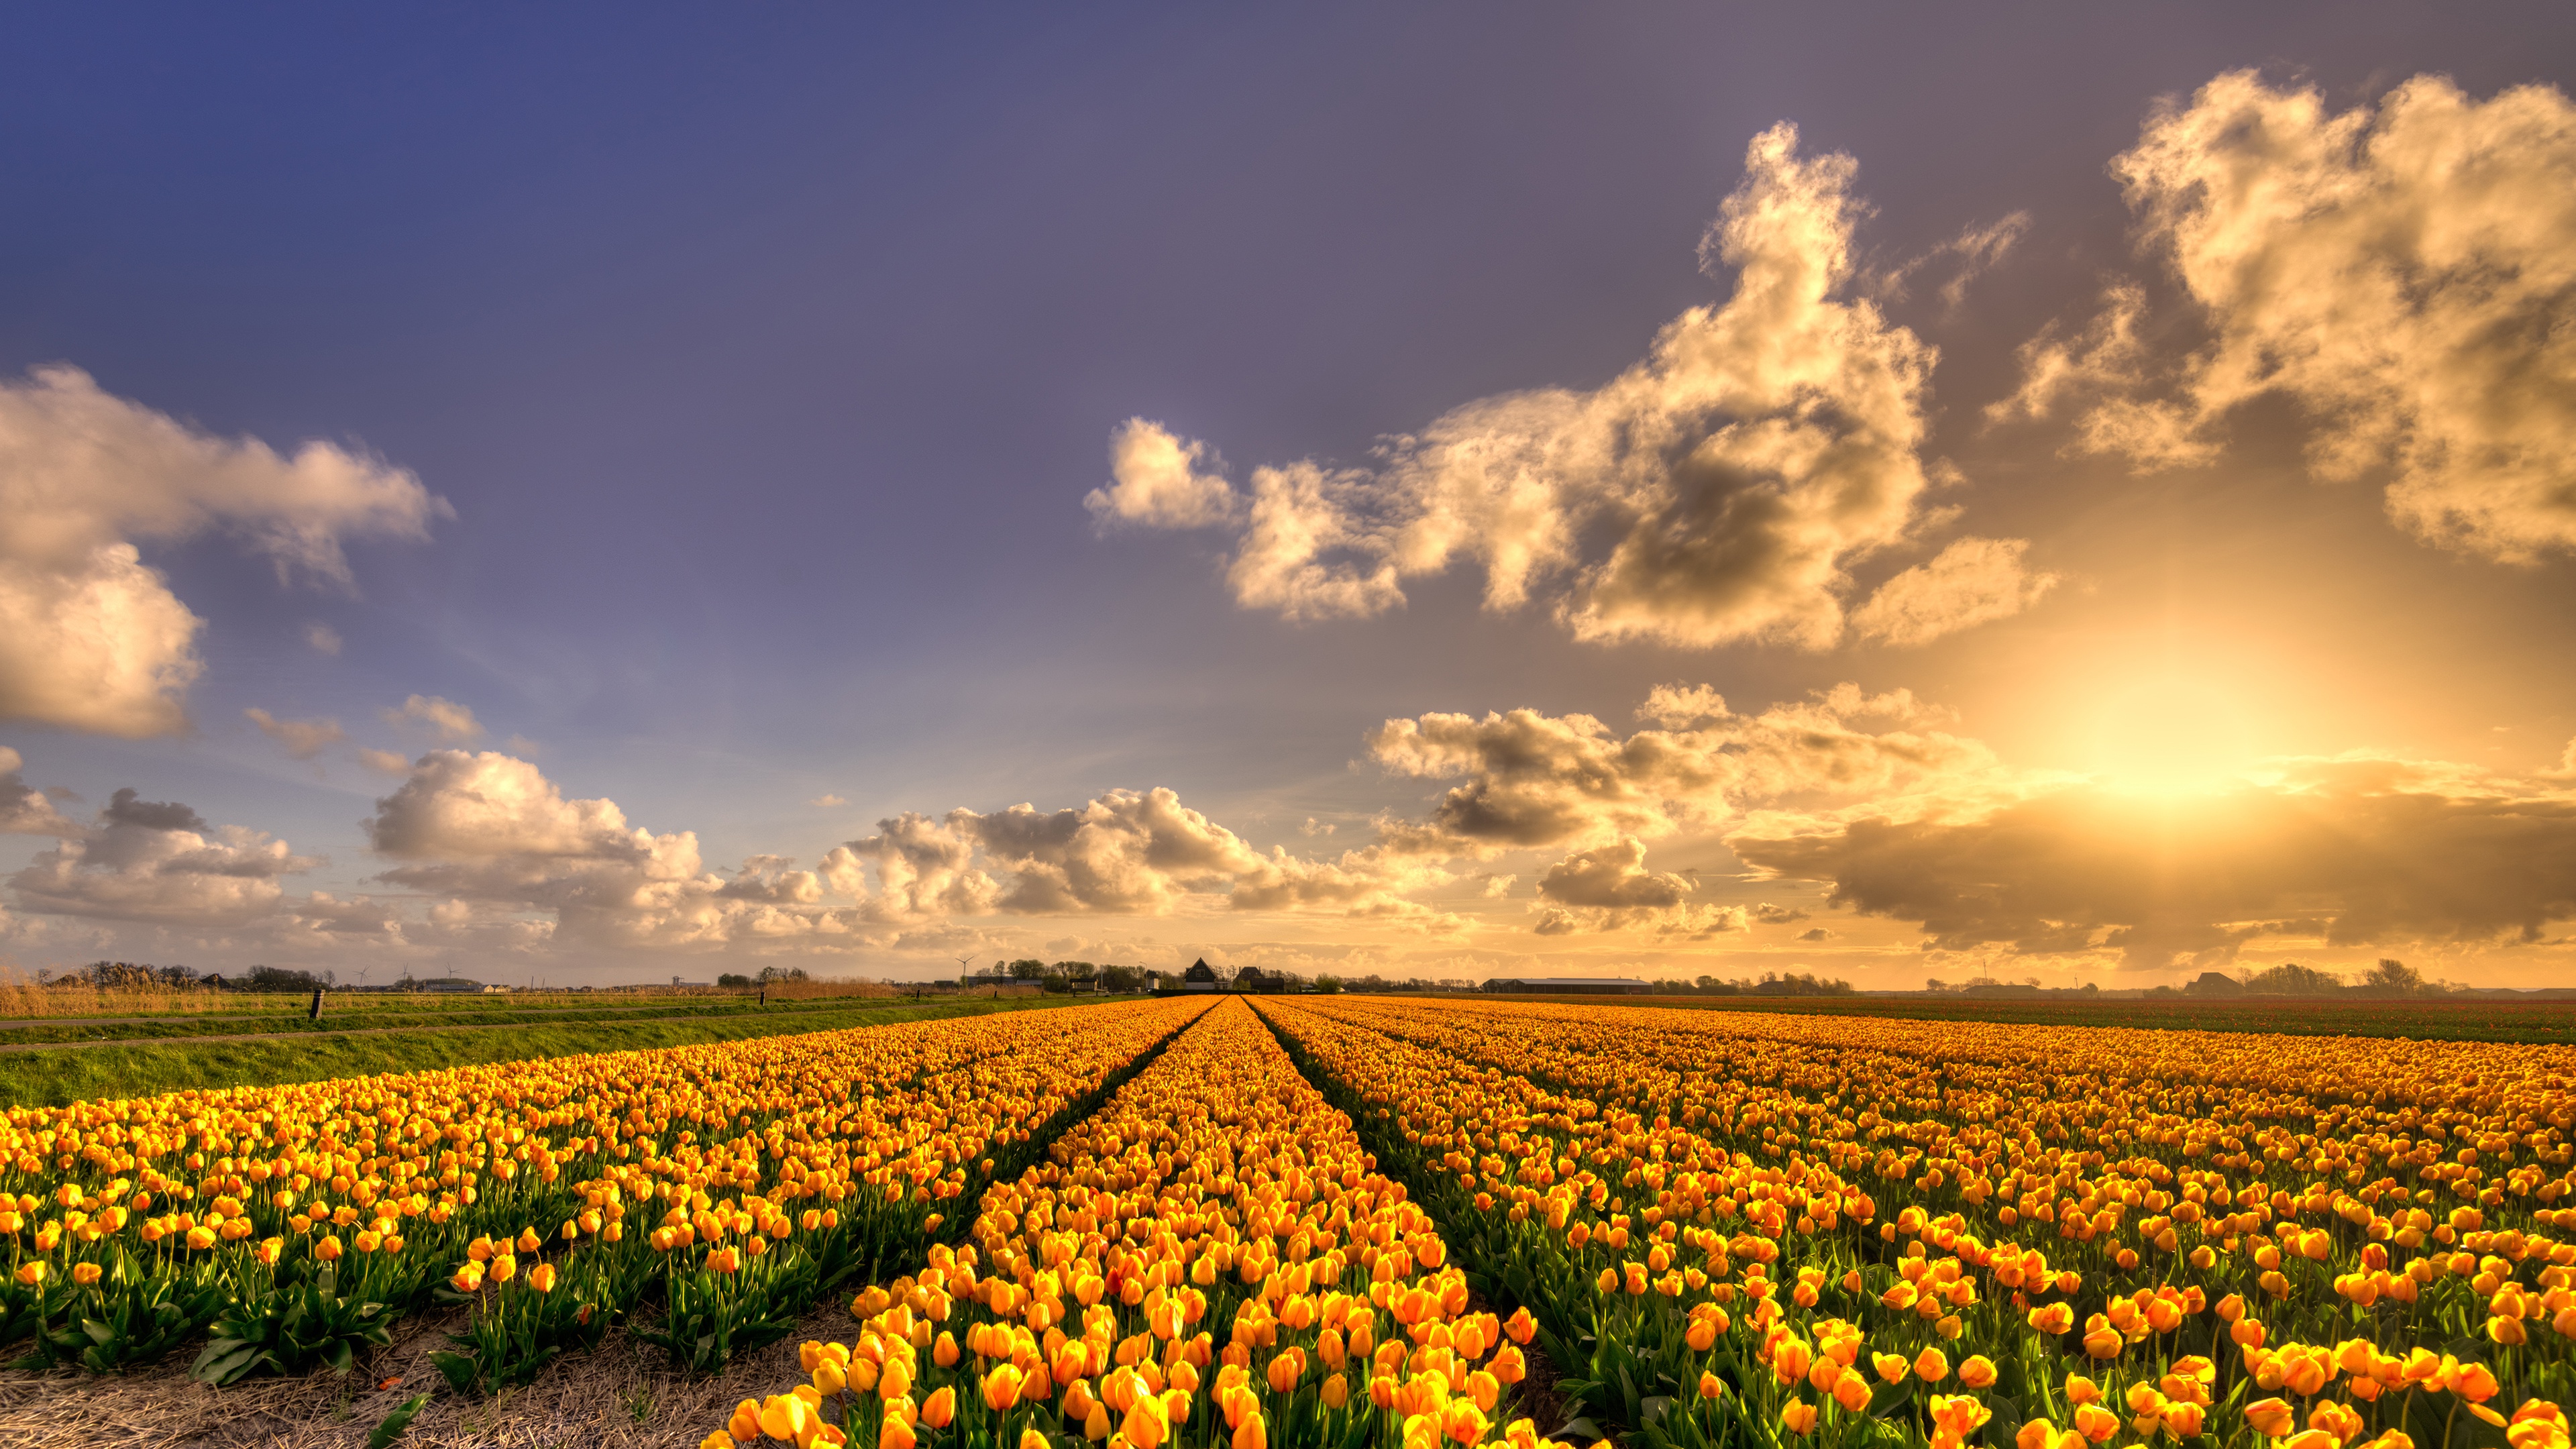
[1248,998,2574,1449]
[3,994,2572,1449]
[0,998,1196,1391]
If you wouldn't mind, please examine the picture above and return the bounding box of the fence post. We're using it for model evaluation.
[309,988,325,1021]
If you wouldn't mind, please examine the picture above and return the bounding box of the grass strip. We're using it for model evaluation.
[0,994,938,1046]
[0,996,1091,1108]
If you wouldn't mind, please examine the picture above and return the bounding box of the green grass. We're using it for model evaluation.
[0,989,759,1023]
[0,993,915,1045]
[0,995,1094,1108]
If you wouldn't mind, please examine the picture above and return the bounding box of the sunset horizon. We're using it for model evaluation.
[5,7,2574,993]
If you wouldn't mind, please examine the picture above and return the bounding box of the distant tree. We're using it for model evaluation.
[717,973,753,988]
[1314,975,1344,995]
[72,961,160,989]
[757,966,811,984]
[1007,959,1045,981]
[1100,964,1142,994]
[243,965,333,993]
[2359,959,2426,995]
[2242,962,2346,995]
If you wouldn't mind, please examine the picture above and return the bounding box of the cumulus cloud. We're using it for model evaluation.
[1097,124,1970,649]
[830,787,1451,926]
[0,365,444,737]
[1635,684,1731,728]
[0,545,207,741]
[1368,683,1995,857]
[2004,71,2576,560]
[9,786,321,926]
[0,748,78,837]
[364,749,850,949]
[244,708,346,761]
[1850,537,2060,646]
[385,694,482,742]
[1368,684,2000,938]
[809,793,848,808]
[1087,420,1242,529]
[1532,837,1740,937]
[286,891,406,942]
[356,748,413,776]
[1729,755,2576,969]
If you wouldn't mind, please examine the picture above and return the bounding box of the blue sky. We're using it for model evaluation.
[5,5,2575,986]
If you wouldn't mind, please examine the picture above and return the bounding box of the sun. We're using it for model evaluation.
[2082,675,2262,795]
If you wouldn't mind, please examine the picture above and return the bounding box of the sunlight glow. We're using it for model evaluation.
[2082,675,2262,795]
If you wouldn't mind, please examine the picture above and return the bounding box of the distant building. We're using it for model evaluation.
[1483,977,1654,995]
[417,976,506,994]
[1173,959,1221,993]
[1235,965,1274,993]
[671,977,712,988]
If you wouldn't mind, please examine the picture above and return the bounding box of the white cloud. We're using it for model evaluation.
[385,694,482,743]
[1368,683,1995,856]
[1086,419,1241,529]
[1532,837,1742,937]
[244,707,346,761]
[0,365,444,737]
[1986,282,2172,447]
[2006,71,2576,560]
[364,749,849,949]
[1874,212,2032,311]
[1097,123,1962,650]
[1635,684,1731,728]
[0,544,206,740]
[356,747,413,775]
[832,787,1450,926]
[304,622,343,656]
[285,891,406,942]
[0,748,78,837]
[8,787,320,926]
[368,749,653,861]
[1850,537,2059,646]
[809,793,849,808]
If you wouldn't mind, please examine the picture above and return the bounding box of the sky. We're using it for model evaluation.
[4,4,2575,989]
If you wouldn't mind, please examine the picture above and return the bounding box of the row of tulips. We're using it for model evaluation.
[1253,997,2573,1449]
[0,998,1202,1385]
[708,996,1568,1449]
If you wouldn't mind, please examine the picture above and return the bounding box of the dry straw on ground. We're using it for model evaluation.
[0,1296,854,1449]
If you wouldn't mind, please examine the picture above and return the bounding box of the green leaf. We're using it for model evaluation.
[428,1348,482,1394]
[191,1339,266,1386]
[368,1391,432,1448]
